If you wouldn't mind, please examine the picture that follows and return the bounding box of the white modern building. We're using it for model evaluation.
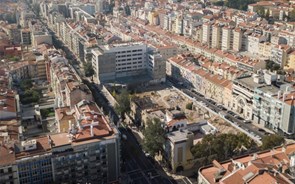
[92,42,166,84]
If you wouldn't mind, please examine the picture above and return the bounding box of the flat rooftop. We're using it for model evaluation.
[98,41,145,52]
[234,76,264,89]
[167,130,190,143]
[50,133,71,147]
[257,85,280,95]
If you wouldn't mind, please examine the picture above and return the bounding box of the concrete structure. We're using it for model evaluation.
[32,33,53,47]
[21,29,31,45]
[202,23,212,46]
[221,26,233,51]
[0,101,121,184]
[211,24,222,49]
[92,42,166,84]
[164,129,194,173]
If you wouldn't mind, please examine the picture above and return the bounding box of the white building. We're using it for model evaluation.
[92,42,166,84]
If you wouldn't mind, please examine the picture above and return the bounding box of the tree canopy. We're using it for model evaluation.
[32,3,40,17]
[142,118,166,157]
[266,60,281,71]
[21,89,40,104]
[212,1,225,7]
[225,0,256,11]
[191,133,256,166]
[261,134,285,150]
[114,89,131,117]
[84,62,95,80]
[20,79,33,91]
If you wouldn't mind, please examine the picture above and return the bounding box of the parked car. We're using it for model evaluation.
[243,120,251,124]
[258,128,266,133]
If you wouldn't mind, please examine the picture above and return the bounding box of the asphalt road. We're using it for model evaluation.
[120,127,176,184]
[167,78,266,140]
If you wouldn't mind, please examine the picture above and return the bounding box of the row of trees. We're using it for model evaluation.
[213,0,256,10]
[191,133,256,166]
[191,133,285,166]
[141,118,285,167]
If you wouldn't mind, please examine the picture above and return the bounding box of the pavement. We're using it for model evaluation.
[166,77,267,142]
[119,126,176,184]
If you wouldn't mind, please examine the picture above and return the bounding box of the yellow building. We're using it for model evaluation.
[286,50,295,70]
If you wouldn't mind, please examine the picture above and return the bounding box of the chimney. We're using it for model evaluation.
[90,124,93,137]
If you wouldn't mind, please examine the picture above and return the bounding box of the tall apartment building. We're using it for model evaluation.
[233,28,243,52]
[21,29,31,45]
[221,26,233,51]
[211,24,222,49]
[271,44,292,67]
[0,101,121,184]
[202,23,212,46]
[175,14,184,35]
[92,42,166,84]
[251,71,295,135]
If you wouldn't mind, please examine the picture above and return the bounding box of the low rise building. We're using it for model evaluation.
[164,129,194,173]
[198,144,295,184]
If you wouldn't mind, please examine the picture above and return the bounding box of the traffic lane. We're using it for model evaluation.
[182,89,264,138]
[120,128,154,170]
[226,114,264,137]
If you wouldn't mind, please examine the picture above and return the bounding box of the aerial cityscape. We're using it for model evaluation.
[2,0,295,183]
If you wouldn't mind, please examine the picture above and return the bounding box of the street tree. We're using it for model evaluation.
[289,9,295,21]
[114,89,131,118]
[32,3,41,17]
[261,134,285,150]
[191,133,256,166]
[84,62,95,81]
[142,118,166,157]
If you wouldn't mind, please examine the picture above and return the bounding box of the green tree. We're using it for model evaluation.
[32,3,40,17]
[20,79,33,91]
[84,62,95,81]
[142,118,165,157]
[114,89,131,117]
[191,133,256,166]
[261,134,285,150]
[186,102,193,110]
[265,9,270,20]
[225,0,256,11]
[266,60,281,71]
[289,9,295,21]
[21,89,40,104]
[213,1,224,6]
[256,6,265,17]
